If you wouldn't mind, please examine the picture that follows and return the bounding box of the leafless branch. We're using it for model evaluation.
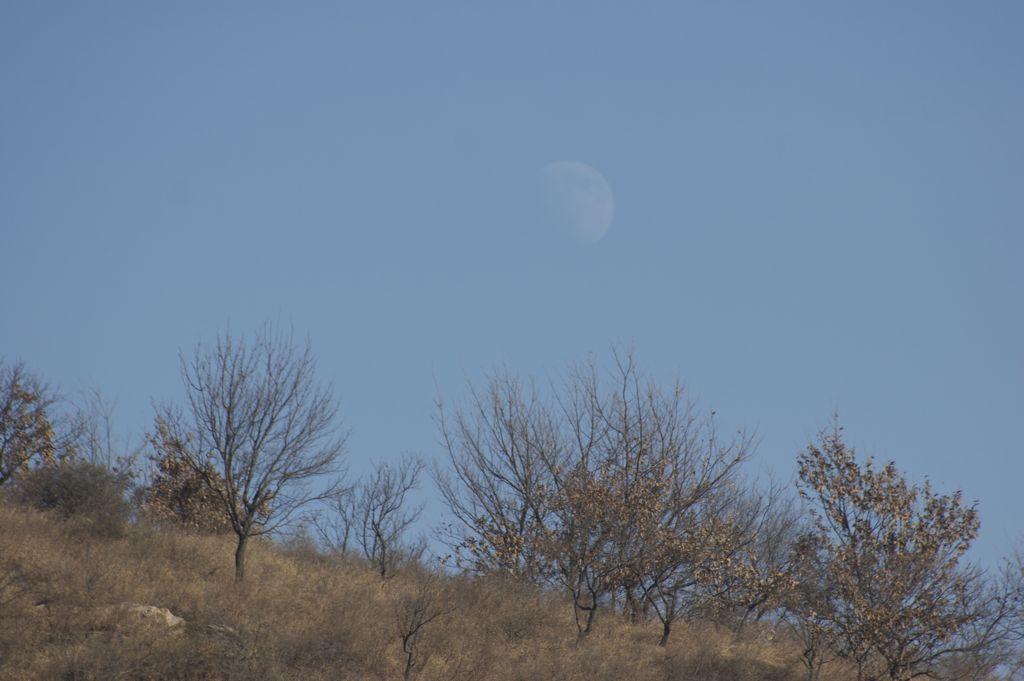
[154,324,347,580]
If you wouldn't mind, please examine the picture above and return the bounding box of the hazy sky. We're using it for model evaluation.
[2,2,1021,563]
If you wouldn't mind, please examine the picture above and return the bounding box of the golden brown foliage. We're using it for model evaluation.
[0,361,58,486]
[795,421,988,681]
[143,423,234,534]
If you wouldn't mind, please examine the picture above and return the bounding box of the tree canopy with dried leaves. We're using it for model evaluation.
[143,433,237,534]
[0,361,58,487]
[796,420,988,681]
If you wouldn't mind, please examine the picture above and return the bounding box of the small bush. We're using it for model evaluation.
[17,461,132,536]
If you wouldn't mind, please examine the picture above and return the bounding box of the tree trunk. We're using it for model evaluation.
[575,626,589,645]
[403,648,414,681]
[659,619,672,647]
[575,606,597,644]
[624,587,642,623]
[234,533,248,582]
[658,600,676,646]
[801,650,818,681]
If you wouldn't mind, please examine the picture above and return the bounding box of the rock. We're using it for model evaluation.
[121,603,186,629]
[96,603,186,631]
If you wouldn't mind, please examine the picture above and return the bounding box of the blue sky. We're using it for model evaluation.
[2,2,1021,563]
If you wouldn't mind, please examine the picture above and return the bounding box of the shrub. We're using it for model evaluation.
[17,460,132,536]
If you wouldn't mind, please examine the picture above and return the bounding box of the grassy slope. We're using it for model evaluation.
[0,503,839,681]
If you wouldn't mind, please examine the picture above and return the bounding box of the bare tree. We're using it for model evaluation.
[0,361,58,487]
[629,435,757,646]
[315,483,356,556]
[393,572,453,681]
[64,388,141,475]
[434,371,558,579]
[321,455,425,577]
[435,351,755,642]
[153,325,347,581]
[936,553,1024,681]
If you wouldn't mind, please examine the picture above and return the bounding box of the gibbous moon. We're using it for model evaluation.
[539,161,614,243]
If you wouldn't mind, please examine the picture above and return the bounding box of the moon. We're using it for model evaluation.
[538,161,615,243]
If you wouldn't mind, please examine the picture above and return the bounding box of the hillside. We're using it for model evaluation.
[1,502,826,681]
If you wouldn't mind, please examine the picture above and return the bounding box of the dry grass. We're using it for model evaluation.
[0,501,843,681]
